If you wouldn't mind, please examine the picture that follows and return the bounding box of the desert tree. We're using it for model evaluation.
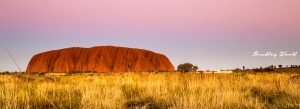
[192,66,198,72]
[177,63,198,72]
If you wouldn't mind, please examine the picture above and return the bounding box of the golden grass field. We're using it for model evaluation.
[0,72,300,109]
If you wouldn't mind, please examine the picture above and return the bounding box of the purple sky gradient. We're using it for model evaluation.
[0,0,300,71]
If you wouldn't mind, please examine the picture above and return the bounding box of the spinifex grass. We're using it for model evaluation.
[0,73,299,109]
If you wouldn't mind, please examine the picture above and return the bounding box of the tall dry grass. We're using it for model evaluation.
[0,73,299,109]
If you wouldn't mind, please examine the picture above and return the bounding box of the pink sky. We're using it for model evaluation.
[1,0,300,38]
[0,0,300,71]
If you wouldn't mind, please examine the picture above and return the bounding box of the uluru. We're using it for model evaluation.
[26,46,174,73]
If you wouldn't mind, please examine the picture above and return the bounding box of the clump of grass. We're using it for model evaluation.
[289,74,300,82]
[250,87,299,108]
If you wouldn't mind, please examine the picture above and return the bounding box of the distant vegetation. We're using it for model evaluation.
[234,65,300,73]
[0,72,300,108]
[175,63,300,74]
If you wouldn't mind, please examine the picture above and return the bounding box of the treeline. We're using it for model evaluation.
[0,71,24,75]
[235,65,300,73]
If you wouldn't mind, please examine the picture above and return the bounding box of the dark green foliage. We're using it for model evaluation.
[177,63,198,72]
[192,66,198,72]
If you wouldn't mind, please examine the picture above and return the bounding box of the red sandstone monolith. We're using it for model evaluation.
[26,46,174,73]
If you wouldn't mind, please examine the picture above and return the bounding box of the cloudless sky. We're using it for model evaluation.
[0,0,300,71]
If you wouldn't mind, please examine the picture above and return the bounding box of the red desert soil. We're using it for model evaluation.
[26,46,174,73]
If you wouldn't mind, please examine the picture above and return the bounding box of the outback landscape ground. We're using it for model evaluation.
[1,0,299,109]
[1,71,299,109]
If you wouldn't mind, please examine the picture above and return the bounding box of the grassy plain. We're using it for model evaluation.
[0,72,300,109]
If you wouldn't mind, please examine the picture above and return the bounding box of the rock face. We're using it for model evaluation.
[26,46,174,73]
